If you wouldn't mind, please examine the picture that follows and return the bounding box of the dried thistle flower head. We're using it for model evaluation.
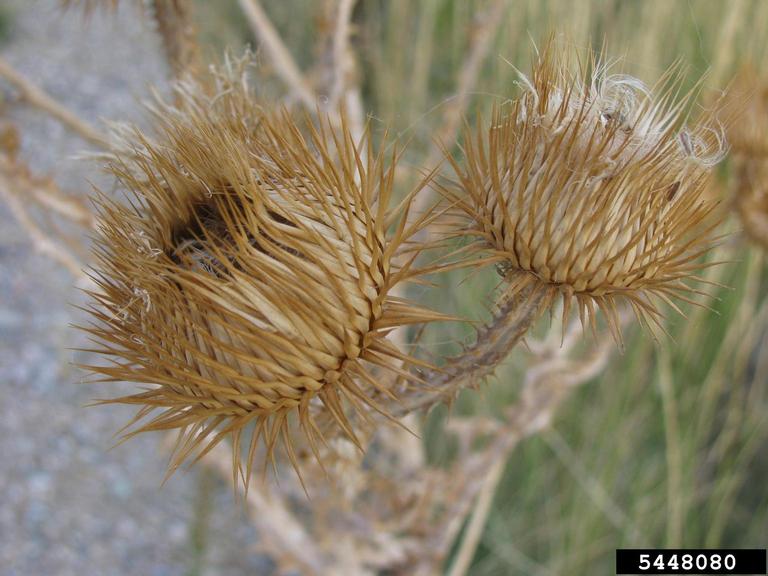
[724,66,768,249]
[81,58,446,484]
[734,166,768,249]
[443,44,728,339]
[724,65,768,159]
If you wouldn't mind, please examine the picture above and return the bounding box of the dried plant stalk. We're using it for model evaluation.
[389,279,545,417]
[237,0,316,108]
[199,440,330,575]
[424,0,507,167]
[150,0,202,79]
[0,172,85,277]
[409,0,509,236]
[61,0,201,80]
[0,126,93,277]
[431,320,622,574]
[0,56,107,147]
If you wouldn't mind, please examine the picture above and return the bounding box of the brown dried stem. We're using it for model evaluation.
[331,0,365,142]
[150,0,202,79]
[410,0,507,219]
[0,169,86,277]
[196,439,330,575]
[330,0,356,106]
[445,456,505,576]
[26,181,94,229]
[0,150,95,230]
[236,0,316,108]
[427,0,506,162]
[389,283,545,418]
[436,322,621,574]
[0,56,108,148]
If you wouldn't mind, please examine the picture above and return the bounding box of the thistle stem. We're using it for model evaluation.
[150,0,202,80]
[409,0,508,225]
[446,456,505,576]
[0,170,85,277]
[0,56,108,148]
[198,438,328,575]
[391,286,545,418]
[430,329,619,573]
[236,0,316,109]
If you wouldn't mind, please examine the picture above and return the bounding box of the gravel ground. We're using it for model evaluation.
[0,3,271,575]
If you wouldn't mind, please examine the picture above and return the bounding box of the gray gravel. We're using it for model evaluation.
[0,2,271,575]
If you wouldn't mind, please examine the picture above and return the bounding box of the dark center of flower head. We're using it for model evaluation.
[166,190,300,278]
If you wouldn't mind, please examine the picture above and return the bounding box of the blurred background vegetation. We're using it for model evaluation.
[2,1,765,574]
[187,1,768,574]
[0,5,10,44]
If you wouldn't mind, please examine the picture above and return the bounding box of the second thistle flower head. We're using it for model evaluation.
[724,66,768,250]
[443,43,728,338]
[82,56,447,484]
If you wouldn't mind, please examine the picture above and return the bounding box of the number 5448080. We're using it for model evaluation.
[638,553,736,571]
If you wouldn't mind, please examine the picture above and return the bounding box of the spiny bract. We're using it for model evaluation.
[442,43,728,340]
[81,58,446,486]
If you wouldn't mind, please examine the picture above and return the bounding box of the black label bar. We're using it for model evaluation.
[616,549,766,574]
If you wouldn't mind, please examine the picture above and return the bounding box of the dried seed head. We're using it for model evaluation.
[443,44,728,339]
[724,67,768,250]
[724,66,768,159]
[81,58,446,485]
[733,162,768,250]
